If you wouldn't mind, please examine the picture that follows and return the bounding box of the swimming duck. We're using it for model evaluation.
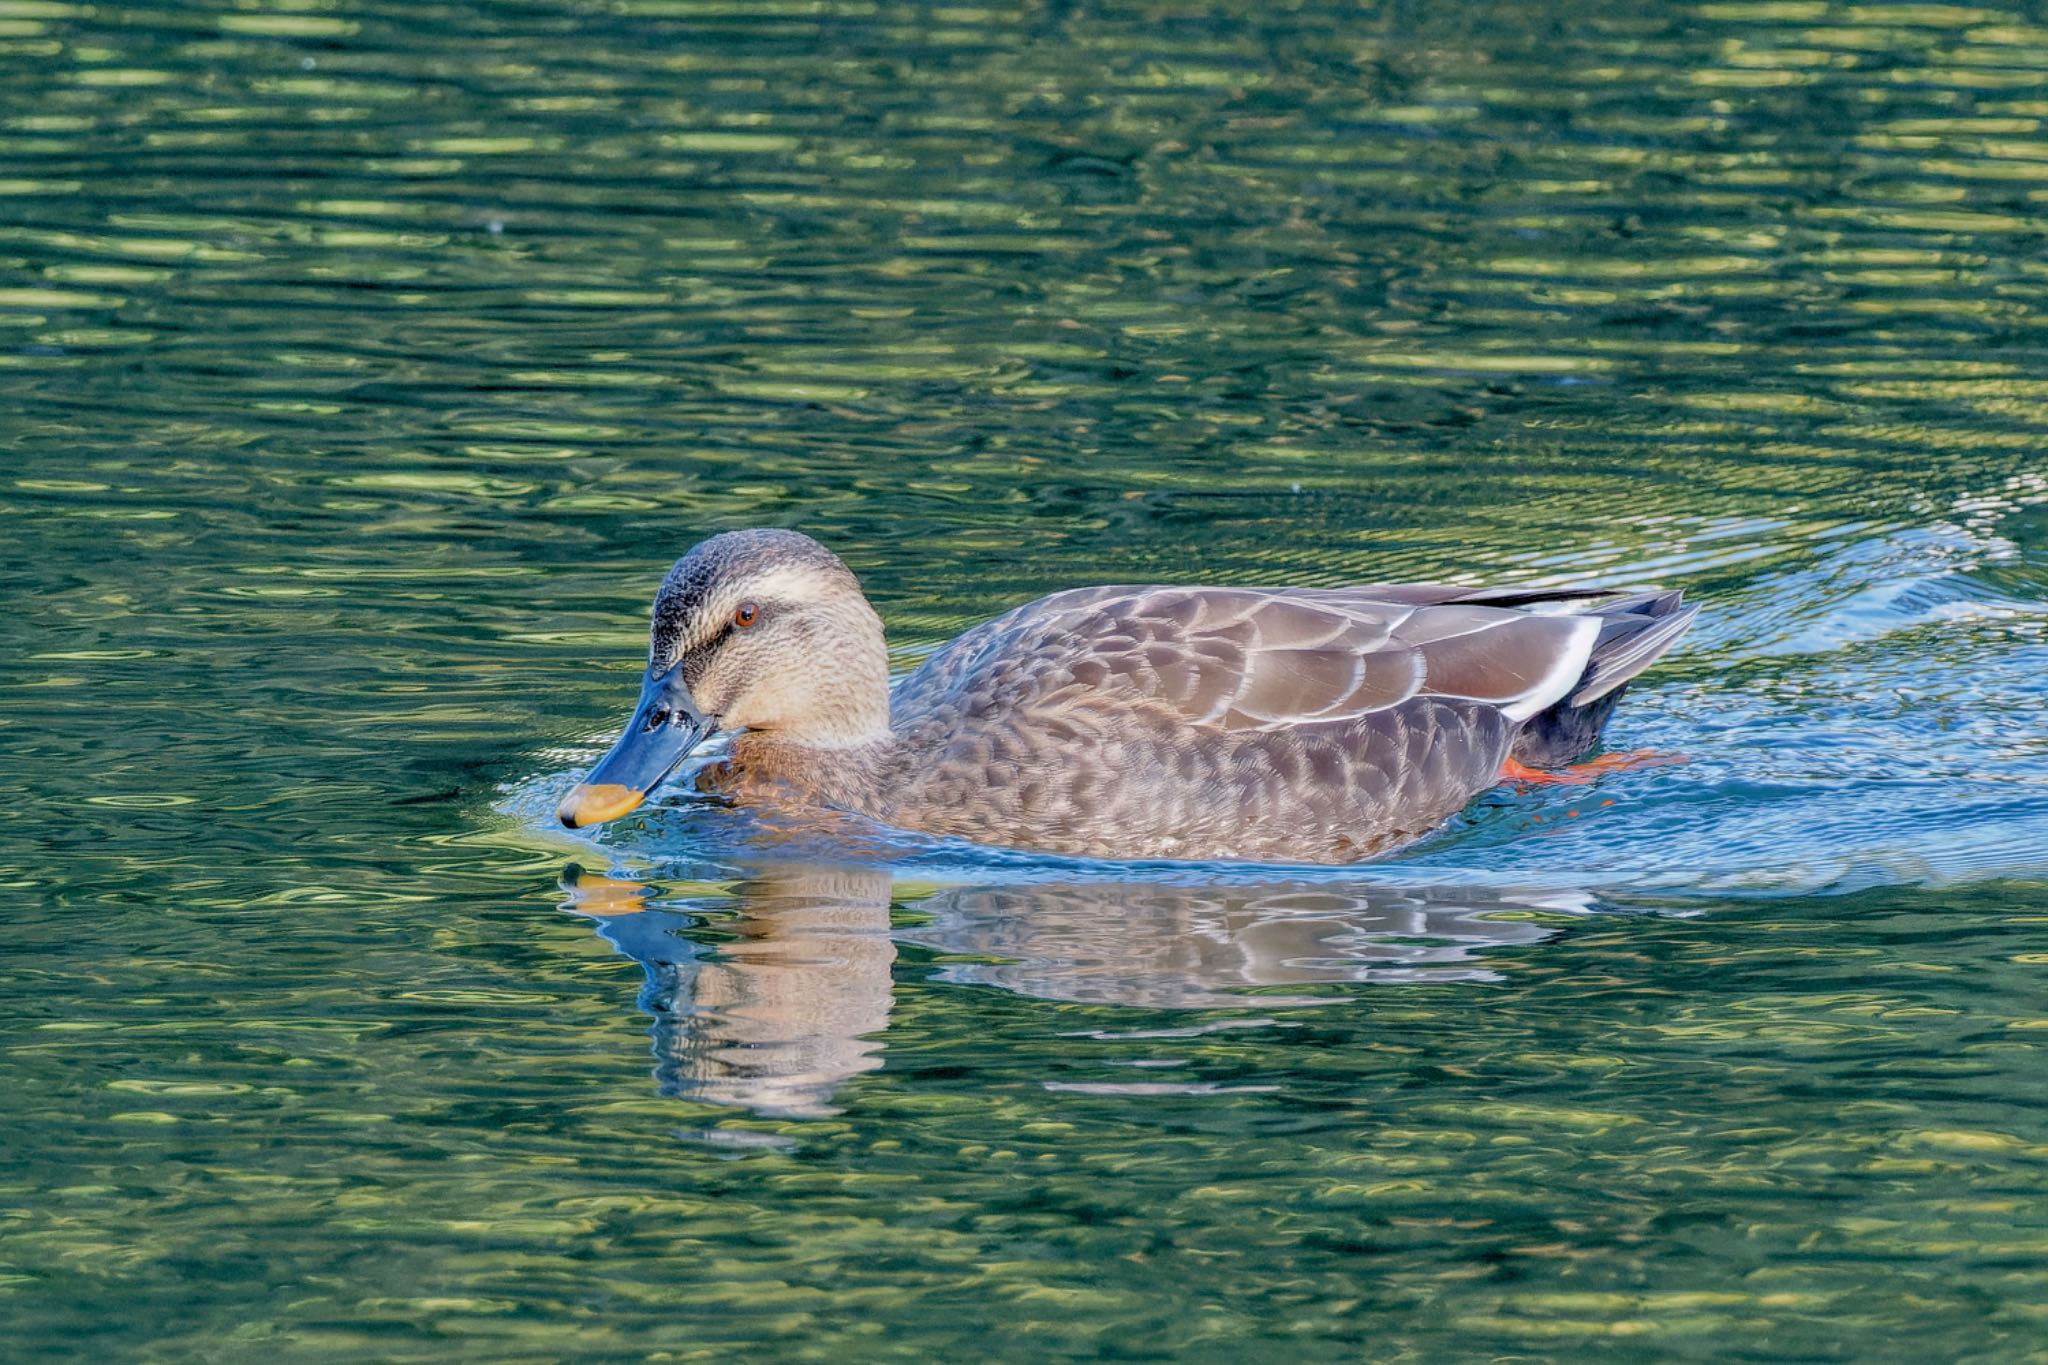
[557,529,1697,863]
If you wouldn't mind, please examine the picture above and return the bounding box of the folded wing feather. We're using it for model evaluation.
[1061,588,1601,732]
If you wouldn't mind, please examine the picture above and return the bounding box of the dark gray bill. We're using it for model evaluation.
[557,664,716,828]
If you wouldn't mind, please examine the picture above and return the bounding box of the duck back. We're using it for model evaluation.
[820,582,1691,863]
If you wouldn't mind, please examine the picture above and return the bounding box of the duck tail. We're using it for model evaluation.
[1510,589,1699,767]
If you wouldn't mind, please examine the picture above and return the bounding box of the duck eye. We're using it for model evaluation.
[733,601,759,628]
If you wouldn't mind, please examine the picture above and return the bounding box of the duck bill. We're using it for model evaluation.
[557,667,716,829]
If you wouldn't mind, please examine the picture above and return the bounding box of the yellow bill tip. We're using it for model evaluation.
[557,782,646,829]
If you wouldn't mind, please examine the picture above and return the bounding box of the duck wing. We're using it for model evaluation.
[904,585,1603,735]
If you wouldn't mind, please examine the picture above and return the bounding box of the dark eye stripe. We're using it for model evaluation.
[692,600,772,658]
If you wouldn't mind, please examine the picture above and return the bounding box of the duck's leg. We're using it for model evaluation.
[1499,750,1682,786]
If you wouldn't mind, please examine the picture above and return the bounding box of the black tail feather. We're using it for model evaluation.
[1511,590,1698,767]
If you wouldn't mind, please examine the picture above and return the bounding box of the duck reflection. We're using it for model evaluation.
[565,866,895,1119]
[899,881,1592,1007]
[561,865,1594,1117]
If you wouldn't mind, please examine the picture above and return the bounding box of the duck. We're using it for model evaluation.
[556,528,1698,864]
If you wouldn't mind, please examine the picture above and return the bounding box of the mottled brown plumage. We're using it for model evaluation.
[559,529,1698,863]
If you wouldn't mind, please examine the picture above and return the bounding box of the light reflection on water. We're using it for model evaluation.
[9,0,2048,1356]
[564,866,1612,1116]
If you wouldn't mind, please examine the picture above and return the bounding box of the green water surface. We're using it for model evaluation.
[7,0,2048,1359]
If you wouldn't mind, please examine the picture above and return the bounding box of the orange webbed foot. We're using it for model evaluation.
[1499,749,1686,787]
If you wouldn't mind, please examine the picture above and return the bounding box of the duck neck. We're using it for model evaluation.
[727,724,902,815]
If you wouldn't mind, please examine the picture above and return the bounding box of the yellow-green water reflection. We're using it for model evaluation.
[6,0,2048,1357]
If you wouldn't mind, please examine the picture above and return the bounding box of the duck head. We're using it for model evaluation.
[557,529,891,829]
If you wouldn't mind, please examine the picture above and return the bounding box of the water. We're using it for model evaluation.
[7,0,2048,1356]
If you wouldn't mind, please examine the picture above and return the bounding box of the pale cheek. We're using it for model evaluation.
[721,675,808,730]
[700,625,843,731]
[699,643,787,725]
[697,640,772,716]
[693,661,743,720]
